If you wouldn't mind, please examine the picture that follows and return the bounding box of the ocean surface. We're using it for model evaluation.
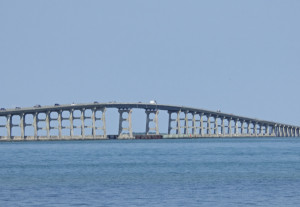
[0,138,300,207]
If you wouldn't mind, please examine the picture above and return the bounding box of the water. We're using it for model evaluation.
[0,138,300,207]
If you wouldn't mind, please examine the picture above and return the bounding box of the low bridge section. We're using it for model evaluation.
[0,102,299,141]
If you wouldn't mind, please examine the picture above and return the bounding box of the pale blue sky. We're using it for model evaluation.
[1,0,300,133]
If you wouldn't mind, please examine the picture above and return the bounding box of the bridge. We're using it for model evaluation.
[0,102,299,141]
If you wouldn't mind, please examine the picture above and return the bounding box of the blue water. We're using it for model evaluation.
[0,138,300,207]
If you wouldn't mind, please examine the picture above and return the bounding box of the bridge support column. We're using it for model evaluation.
[70,109,74,137]
[93,108,106,138]
[221,117,225,136]
[228,118,232,135]
[282,126,286,137]
[58,110,62,138]
[101,108,107,138]
[184,111,189,135]
[192,112,197,135]
[118,108,133,139]
[176,111,181,135]
[145,109,159,135]
[20,113,25,139]
[292,128,295,137]
[259,124,264,136]
[6,115,12,139]
[200,113,204,136]
[247,122,251,135]
[241,120,245,135]
[235,119,239,135]
[92,108,96,137]
[214,116,218,135]
[274,125,277,136]
[207,115,211,135]
[254,123,258,136]
[168,112,172,134]
[81,109,85,138]
[279,125,283,137]
[46,111,50,139]
[266,125,270,136]
[33,113,38,138]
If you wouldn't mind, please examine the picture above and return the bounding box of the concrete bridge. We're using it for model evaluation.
[0,102,299,141]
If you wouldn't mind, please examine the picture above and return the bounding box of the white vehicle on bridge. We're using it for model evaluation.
[149,100,157,104]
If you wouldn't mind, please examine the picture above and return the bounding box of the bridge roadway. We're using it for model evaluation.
[0,102,299,141]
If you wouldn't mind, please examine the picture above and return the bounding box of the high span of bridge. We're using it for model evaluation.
[0,102,299,141]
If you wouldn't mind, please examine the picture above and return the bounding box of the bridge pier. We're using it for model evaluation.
[200,113,204,136]
[20,113,25,138]
[221,117,225,135]
[6,115,12,139]
[207,115,211,135]
[118,108,133,139]
[192,112,197,135]
[214,116,218,135]
[241,120,244,135]
[228,118,232,135]
[81,109,85,138]
[33,113,38,138]
[183,111,190,135]
[234,119,239,135]
[168,111,181,135]
[145,109,159,135]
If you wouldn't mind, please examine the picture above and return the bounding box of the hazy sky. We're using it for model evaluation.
[1,0,300,132]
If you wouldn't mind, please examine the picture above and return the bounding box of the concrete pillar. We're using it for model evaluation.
[168,111,172,134]
[192,113,196,135]
[81,109,85,138]
[70,109,74,137]
[235,119,238,135]
[228,118,232,135]
[145,110,159,135]
[92,108,96,137]
[266,125,270,135]
[20,113,25,138]
[282,126,286,137]
[102,108,107,137]
[184,111,189,135]
[92,107,106,138]
[200,113,204,136]
[254,123,257,136]
[118,108,133,138]
[259,124,264,136]
[58,110,62,138]
[273,125,277,136]
[33,112,38,138]
[247,122,251,135]
[176,111,181,135]
[221,117,225,135]
[241,121,244,134]
[279,125,283,137]
[6,114,12,139]
[207,115,211,135]
[214,116,218,135]
[46,111,50,138]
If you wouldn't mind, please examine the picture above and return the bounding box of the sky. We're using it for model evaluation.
[0,0,300,133]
